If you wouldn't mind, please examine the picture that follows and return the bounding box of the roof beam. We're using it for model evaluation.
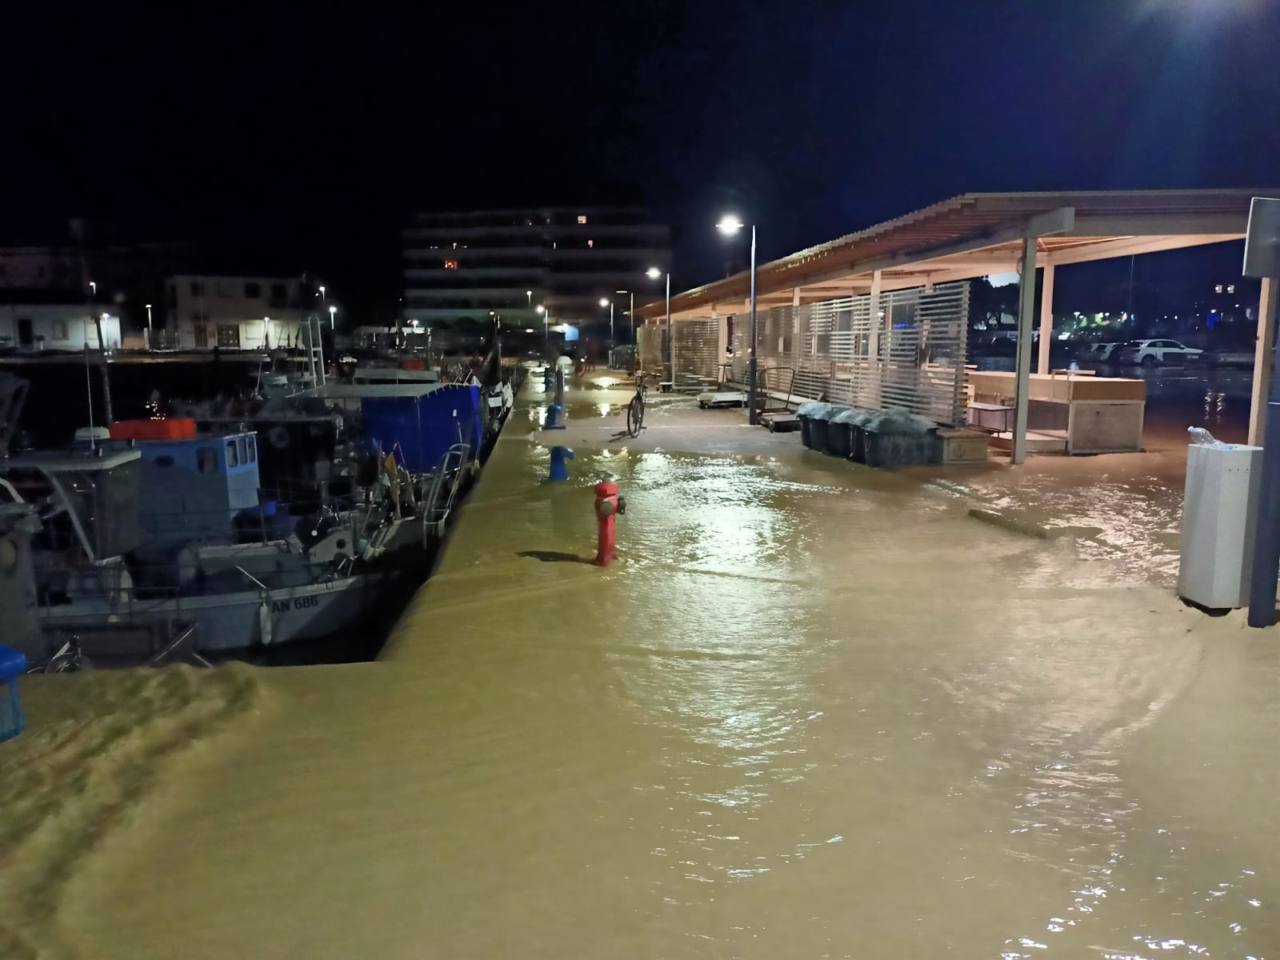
[1044,233,1242,266]
[1069,214,1246,236]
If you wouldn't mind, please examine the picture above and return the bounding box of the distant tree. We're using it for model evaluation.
[968,277,1019,331]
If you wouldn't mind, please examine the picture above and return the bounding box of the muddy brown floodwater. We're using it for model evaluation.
[3,373,1279,959]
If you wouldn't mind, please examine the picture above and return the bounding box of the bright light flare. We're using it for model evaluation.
[716,214,744,236]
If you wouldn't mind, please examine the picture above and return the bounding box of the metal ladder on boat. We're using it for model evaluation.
[420,443,471,543]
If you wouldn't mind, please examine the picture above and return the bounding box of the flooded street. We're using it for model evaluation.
[5,376,1280,958]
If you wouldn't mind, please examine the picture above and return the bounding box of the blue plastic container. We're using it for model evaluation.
[0,644,27,743]
[548,445,574,481]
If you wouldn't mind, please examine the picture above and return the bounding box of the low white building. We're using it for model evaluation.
[0,302,122,352]
[166,274,311,351]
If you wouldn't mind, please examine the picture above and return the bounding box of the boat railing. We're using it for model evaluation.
[421,442,471,540]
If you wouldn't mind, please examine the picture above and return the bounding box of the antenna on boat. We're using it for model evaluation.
[83,343,96,452]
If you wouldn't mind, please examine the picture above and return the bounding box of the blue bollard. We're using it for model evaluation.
[0,645,28,743]
[545,403,566,430]
[548,445,574,481]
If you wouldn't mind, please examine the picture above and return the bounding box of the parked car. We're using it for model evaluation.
[1115,339,1204,366]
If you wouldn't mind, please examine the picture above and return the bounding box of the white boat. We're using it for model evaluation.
[1,427,466,661]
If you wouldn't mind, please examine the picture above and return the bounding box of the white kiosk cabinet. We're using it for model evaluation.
[1178,443,1263,609]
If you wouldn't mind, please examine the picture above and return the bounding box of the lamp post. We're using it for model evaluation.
[599,297,614,346]
[717,214,758,424]
[329,304,337,330]
[647,266,671,382]
[145,303,153,348]
[614,289,637,344]
[526,290,532,308]
[536,304,548,348]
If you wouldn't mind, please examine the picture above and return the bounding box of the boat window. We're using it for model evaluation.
[237,437,248,463]
[197,447,217,474]
[153,455,175,468]
[226,439,238,467]
[247,436,256,462]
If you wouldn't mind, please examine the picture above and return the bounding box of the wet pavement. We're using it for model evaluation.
[3,369,1279,959]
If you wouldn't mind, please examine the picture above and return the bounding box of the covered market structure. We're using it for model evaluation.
[635,190,1277,462]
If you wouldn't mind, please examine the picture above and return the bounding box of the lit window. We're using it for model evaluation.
[577,215,588,225]
[1227,284,1236,294]
[587,239,594,249]
[444,260,459,270]
[1215,284,1223,294]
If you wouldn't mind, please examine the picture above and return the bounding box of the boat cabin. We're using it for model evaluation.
[122,430,262,547]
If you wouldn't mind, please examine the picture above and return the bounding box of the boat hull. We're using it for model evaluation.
[36,570,402,653]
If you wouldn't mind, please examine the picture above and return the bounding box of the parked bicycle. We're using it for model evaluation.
[626,377,648,438]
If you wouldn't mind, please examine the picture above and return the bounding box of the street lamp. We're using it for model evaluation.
[145,303,153,334]
[615,289,637,344]
[328,304,337,329]
[648,265,671,378]
[318,285,326,301]
[717,214,758,424]
[599,296,614,345]
[536,304,548,345]
[526,290,532,308]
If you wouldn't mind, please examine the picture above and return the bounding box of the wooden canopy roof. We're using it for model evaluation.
[638,189,1272,319]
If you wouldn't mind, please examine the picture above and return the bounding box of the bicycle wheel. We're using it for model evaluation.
[627,395,644,437]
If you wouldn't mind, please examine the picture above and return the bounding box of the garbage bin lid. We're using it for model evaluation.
[0,645,26,682]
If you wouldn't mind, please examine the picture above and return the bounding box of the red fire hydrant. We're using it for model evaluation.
[593,481,626,566]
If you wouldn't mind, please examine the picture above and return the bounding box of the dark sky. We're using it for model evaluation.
[6,0,1279,321]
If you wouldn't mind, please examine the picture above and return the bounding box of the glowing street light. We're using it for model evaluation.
[716,214,744,236]
[717,212,758,424]
[599,297,615,345]
[328,304,337,329]
[318,285,326,300]
[647,265,672,375]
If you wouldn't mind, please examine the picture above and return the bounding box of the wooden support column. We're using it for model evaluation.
[1012,233,1039,464]
[1037,262,1055,374]
[1248,276,1278,446]
[867,270,883,408]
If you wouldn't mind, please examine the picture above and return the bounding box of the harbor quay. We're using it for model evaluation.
[2,368,1277,958]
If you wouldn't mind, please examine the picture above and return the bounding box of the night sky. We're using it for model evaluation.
[6,0,1279,321]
